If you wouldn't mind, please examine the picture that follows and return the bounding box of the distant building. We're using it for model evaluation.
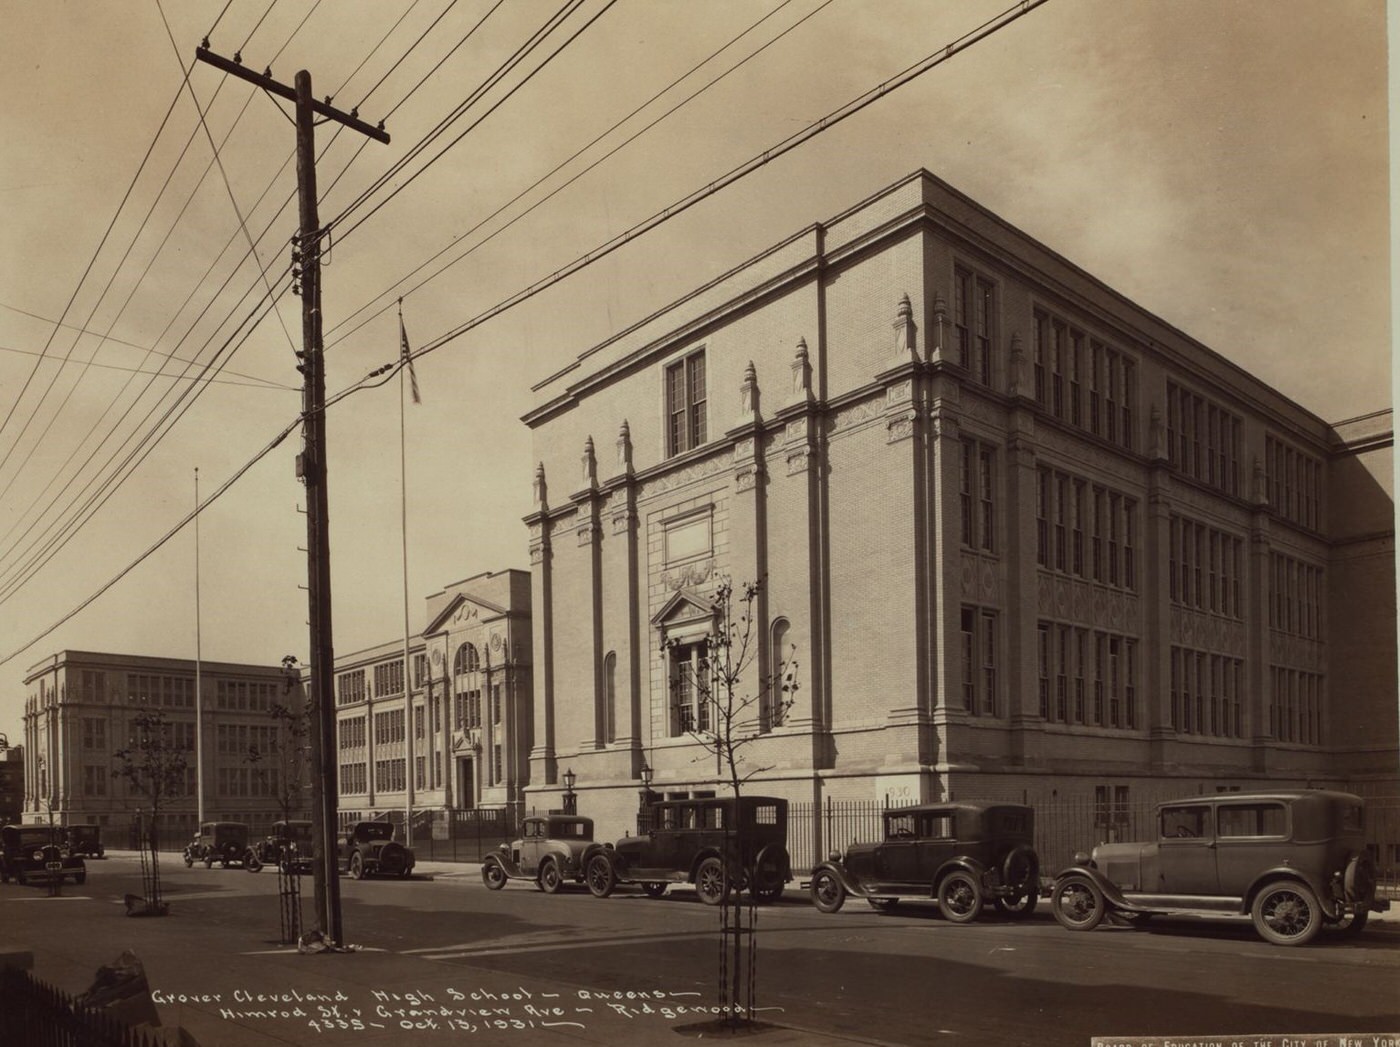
[332,569,532,820]
[522,169,1396,843]
[22,651,305,842]
[0,744,23,825]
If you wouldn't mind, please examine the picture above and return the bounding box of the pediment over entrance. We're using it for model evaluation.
[650,588,717,643]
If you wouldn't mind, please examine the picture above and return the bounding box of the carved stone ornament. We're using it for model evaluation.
[532,462,548,512]
[638,454,728,499]
[576,517,600,546]
[893,292,917,361]
[885,379,913,407]
[785,447,812,476]
[886,412,916,444]
[662,561,713,590]
[833,396,884,433]
[790,338,814,405]
[610,506,636,535]
[581,436,598,490]
[617,419,634,475]
[735,467,757,492]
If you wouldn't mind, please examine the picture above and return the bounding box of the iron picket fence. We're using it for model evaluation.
[0,967,167,1047]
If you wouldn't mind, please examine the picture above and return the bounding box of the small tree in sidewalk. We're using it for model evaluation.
[113,709,189,914]
[665,577,799,1029]
[244,655,313,824]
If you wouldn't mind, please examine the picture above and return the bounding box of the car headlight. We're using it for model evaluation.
[32,850,43,861]
[1073,851,1092,867]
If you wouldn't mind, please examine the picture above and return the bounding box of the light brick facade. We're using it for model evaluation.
[21,650,303,842]
[522,170,1397,845]
[332,569,532,818]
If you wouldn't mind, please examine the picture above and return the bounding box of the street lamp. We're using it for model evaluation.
[562,767,577,815]
[637,762,653,835]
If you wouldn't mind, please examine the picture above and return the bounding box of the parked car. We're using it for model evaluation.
[183,821,256,870]
[63,824,105,860]
[583,796,790,905]
[482,814,594,893]
[808,802,1040,922]
[338,821,415,879]
[251,820,313,874]
[0,824,86,886]
[1050,789,1389,946]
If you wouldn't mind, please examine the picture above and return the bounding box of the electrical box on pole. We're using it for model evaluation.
[194,45,388,947]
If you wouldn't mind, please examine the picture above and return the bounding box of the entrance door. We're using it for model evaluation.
[457,758,474,809]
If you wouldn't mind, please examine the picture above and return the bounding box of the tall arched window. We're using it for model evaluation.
[453,643,479,676]
[603,652,617,745]
[766,618,790,732]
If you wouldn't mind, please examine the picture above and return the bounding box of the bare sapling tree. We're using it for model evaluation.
[245,656,313,823]
[665,577,799,1028]
[113,709,189,912]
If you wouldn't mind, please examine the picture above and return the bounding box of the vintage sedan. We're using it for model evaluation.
[1050,789,1389,946]
[64,824,105,860]
[338,821,415,879]
[809,802,1040,922]
[0,825,86,886]
[583,796,791,905]
[183,821,256,869]
[251,820,314,874]
[482,815,594,893]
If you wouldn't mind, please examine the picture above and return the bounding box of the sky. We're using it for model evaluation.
[0,0,1389,746]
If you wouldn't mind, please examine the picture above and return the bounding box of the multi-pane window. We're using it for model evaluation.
[1043,623,1136,728]
[336,670,366,706]
[1269,666,1323,745]
[953,265,995,385]
[1166,383,1240,495]
[664,349,707,458]
[1037,466,1136,591]
[373,709,406,746]
[669,640,711,736]
[338,716,366,750]
[340,762,367,794]
[1169,516,1244,617]
[81,670,106,702]
[82,717,106,751]
[1170,647,1243,738]
[960,607,999,716]
[1269,553,1323,639]
[374,758,406,792]
[373,660,404,697]
[1265,436,1323,530]
[83,765,107,797]
[959,440,996,552]
[1034,307,1135,449]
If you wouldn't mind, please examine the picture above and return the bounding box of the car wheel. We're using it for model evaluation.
[642,882,668,898]
[1251,881,1322,946]
[938,871,983,924]
[246,852,263,873]
[809,869,846,913]
[1051,876,1106,932]
[350,853,365,881]
[183,854,193,868]
[585,853,616,899]
[867,897,899,912]
[694,857,728,907]
[539,859,563,895]
[481,860,507,890]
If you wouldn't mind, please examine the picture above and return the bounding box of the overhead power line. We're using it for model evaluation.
[0,0,1052,668]
[390,0,1053,376]
[323,0,828,352]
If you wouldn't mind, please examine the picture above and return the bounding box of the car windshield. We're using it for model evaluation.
[16,829,59,847]
[555,821,589,839]
[357,824,394,840]
[280,823,313,841]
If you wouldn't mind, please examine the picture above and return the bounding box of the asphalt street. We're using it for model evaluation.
[3,853,1398,1047]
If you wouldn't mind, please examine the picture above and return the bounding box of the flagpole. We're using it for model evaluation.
[195,467,205,826]
[399,300,415,850]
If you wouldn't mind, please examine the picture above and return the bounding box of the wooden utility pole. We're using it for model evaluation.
[194,46,389,946]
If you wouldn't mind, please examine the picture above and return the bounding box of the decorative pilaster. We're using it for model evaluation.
[571,440,606,746]
[526,462,556,780]
[1007,332,1027,399]
[603,419,641,754]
